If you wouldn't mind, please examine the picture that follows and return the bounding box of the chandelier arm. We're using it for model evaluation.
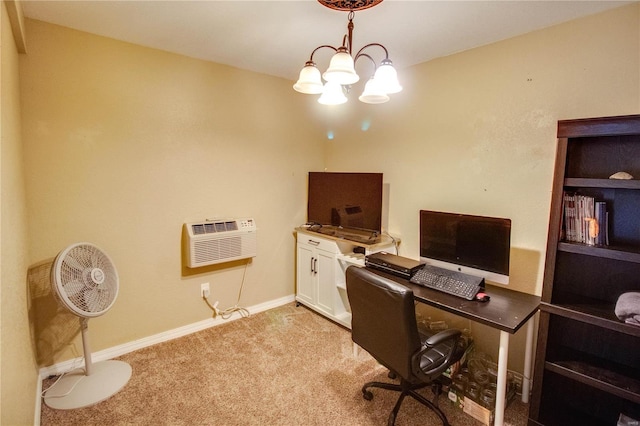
[308,45,339,62]
[354,52,377,75]
[354,42,390,61]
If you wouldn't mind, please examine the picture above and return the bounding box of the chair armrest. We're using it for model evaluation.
[424,329,461,347]
[411,329,465,382]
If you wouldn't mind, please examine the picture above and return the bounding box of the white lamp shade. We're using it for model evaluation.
[374,61,402,94]
[318,81,347,105]
[293,64,324,94]
[322,50,360,85]
[359,77,390,104]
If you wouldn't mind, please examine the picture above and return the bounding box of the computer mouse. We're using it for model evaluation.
[476,292,490,302]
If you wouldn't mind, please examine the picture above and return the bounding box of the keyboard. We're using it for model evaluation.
[410,265,484,300]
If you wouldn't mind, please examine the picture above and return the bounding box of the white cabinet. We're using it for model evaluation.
[295,229,397,328]
[296,237,336,315]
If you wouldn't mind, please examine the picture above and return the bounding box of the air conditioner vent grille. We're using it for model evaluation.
[184,218,256,267]
[192,221,240,235]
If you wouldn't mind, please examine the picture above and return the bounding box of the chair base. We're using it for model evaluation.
[362,378,450,426]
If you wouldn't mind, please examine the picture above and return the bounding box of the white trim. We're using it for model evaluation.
[38,294,294,380]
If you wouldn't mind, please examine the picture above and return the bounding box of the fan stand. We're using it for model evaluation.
[44,318,132,410]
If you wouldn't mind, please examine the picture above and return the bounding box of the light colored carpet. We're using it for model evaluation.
[41,303,528,425]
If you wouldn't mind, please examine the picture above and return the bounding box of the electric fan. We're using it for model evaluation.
[43,242,132,410]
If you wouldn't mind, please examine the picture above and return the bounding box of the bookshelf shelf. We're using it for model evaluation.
[541,301,640,337]
[564,178,640,190]
[557,242,640,263]
[545,361,640,405]
[529,115,640,425]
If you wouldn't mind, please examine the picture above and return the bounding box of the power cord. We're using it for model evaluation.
[202,296,219,318]
[202,260,251,320]
[382,231,399,255]
[41,349,85,398]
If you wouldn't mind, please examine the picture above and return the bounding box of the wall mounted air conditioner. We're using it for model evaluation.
[184,218,257,268]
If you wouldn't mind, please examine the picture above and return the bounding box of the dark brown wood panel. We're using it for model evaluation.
[531,115,640,425]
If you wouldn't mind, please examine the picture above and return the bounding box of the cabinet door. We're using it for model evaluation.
[316,249,335,315]
[296,243,316,305]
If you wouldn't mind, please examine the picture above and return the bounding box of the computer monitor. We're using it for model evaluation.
[419,210,511,285]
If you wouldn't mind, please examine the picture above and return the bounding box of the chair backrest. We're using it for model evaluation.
[346,266,422,380]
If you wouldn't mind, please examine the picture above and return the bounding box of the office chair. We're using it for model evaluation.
[346,266,467,426]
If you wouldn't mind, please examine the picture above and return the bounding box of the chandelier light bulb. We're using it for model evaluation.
[359,77,390,104]
[318,81,348,105]
[293,62,324,94]
[322,48,360,85]
[374,59,402,94]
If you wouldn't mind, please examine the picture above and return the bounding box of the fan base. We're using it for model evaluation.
[44,360,132,410]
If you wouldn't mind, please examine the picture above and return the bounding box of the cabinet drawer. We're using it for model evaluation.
[297,233,338,253]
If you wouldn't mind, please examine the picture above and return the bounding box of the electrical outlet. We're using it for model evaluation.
[200,283,210,298]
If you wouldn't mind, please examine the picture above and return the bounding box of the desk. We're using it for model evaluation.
[368,268,540,426]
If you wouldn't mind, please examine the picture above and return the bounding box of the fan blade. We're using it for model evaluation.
[89,249,101,267]
[62,279,84,298]
[84,288,108,313]
[64,255,85,272]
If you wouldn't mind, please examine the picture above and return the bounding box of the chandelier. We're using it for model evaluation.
[293,0,402,105]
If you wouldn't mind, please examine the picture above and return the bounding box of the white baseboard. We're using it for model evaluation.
[38,294,295,379]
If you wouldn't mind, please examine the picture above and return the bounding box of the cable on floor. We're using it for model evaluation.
[41,353,85,398]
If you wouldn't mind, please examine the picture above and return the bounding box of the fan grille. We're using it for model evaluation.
[53,243,119,317]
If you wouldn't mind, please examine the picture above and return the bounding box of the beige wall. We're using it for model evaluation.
[1,1,38,424]
[19,19,325,366]
[321,4,639,367]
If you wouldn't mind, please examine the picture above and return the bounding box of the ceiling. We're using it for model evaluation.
[21,1,633,82]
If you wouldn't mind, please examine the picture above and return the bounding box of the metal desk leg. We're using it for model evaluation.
[495,330,510,426]
[522,317,535,403]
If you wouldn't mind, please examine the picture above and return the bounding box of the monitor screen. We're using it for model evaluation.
[307,172,383,233]
[419,210,511,284]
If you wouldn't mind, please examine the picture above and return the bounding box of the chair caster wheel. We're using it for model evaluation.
[363,390,373,401]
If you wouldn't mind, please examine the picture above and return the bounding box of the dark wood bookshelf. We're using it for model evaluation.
[529,115,640,426]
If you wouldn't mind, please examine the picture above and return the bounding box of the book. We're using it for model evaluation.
[594,201,608,246]
[562,193,606,246]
